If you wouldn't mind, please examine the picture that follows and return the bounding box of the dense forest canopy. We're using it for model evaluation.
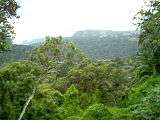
[0,0,160,120]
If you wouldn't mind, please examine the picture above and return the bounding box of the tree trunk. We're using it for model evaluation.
[18,88,36,120]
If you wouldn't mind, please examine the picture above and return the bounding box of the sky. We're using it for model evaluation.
[14,0,145,44]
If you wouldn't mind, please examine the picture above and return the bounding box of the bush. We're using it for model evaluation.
[58,85,83,119]
[80,103,112,120]
[108,107,132,120]
[131,87,160,120]
[128,77,160,119]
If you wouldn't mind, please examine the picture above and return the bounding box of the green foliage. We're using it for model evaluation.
[108,107,132,120]
[128,77,160,105]
[135,0,160,74]
[24,84,102,120]
[66,58,129,105]
[58,85,83,119]
[67,60,112,92]
[29,36,85,77]
[2,1,160,118]
[67,30,138,59]
[128,77,160,119]
[2,5,160,117]
[0,44,33,65]
[24,83,63,120]
[0,0,20,51]
[80,103,112,120]
[0,36,141,119]
[131,87,160,120]
[0,61,42,119]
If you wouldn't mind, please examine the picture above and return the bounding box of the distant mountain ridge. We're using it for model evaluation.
[72,30,138,38]
[21,30,139,59]
[69,30,139,58]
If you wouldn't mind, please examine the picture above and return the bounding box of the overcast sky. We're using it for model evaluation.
[14,0,145,44]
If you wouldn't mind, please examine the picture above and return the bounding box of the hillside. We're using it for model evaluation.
[0,44,33,65]
[23,30,139,59]
[69,30,139,59]
[0,30,138,65]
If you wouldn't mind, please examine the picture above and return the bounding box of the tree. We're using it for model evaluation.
[29,36,85,77]
[0,61,42,119]
[67,61,113,93]
[135,0,160,74]
[24,83,63,120]
[58,85,83,119]
[66,60,128,105]
[0,0,20,51]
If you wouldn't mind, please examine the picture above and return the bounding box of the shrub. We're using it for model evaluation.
[80,103,112,120]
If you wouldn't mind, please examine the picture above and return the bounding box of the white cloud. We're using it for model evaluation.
[14,0,145,44]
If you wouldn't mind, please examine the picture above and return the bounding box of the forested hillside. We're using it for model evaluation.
[0,45,33,65]
[69,30,138,58]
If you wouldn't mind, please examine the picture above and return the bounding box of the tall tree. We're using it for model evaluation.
[0,0,19,51]
[135,0,160,74]
[29,36,85,77]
